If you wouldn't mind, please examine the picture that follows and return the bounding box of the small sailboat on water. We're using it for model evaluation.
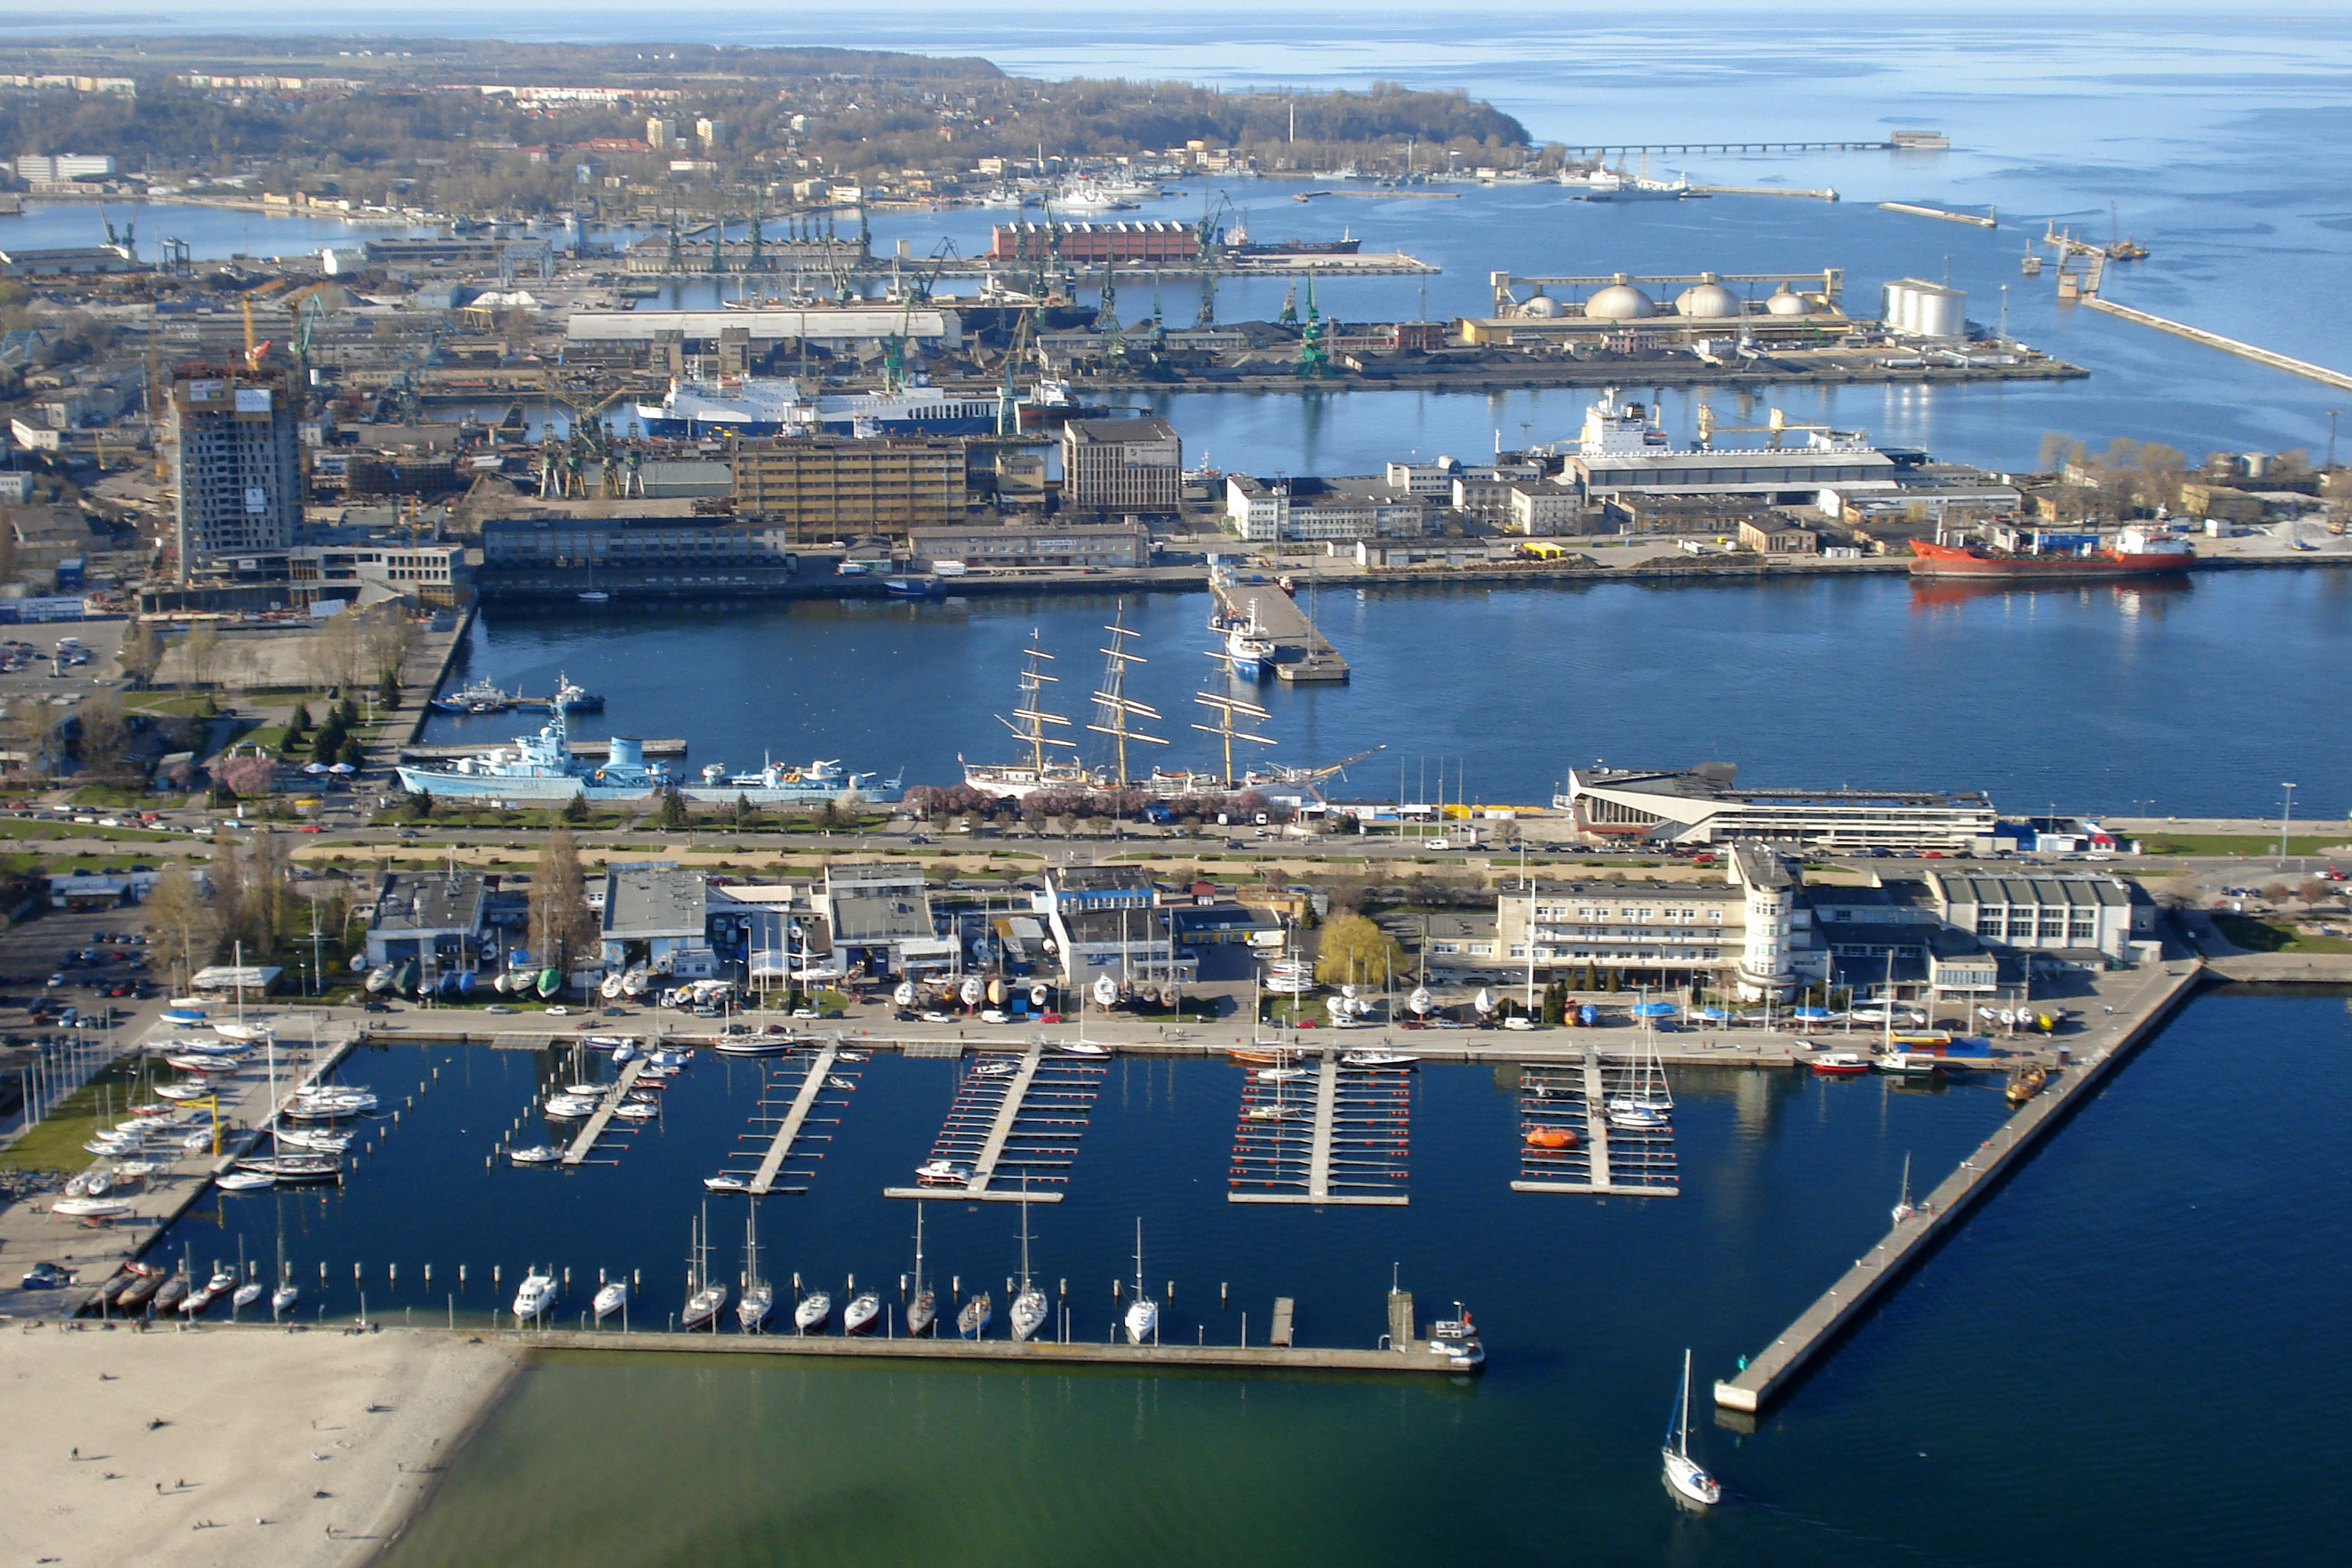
[1122,1219,1158,1346]
[681,1207,729,1331]
[906,1202,937,1337]
[1010,1187,1048,1343]
[1890,1152,1921,1225]
[1661,1348,1722,1507]
[737,1203,773,1333]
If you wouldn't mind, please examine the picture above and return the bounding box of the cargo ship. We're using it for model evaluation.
[1908,524,2194,580]
[1222,223,1362,257]
[633,375,998,439]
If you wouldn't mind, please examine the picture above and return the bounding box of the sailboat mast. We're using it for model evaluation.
[1088,613,1165,787]
[1679,1348,1692,1455]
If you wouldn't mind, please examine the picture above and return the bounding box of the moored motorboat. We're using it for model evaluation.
[1808,1052,1872,1076]
[956,1291,991,1339]
[512,1270,557,1323]
[1426,1308,1485,1371]
[843,1292,880,1335]
[2004,1063,2049,1106]
[795,1291,833,1334]
[915,1158,974,1187]
[593,1281,629,1321]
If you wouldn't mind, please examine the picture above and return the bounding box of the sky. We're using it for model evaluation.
[4,4,2344,28]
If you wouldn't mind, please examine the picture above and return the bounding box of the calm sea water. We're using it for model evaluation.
[426,569,2352,819]
[226,988,2341,1568]
[39,8,2352,469]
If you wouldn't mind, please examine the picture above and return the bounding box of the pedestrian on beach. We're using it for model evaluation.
[71,1447,78,1460]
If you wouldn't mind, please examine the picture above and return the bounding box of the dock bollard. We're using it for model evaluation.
[1220,1281,1228,1305]
[459,1265,467,1287]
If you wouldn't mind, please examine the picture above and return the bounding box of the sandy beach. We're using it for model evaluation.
[0,1324,519,1567]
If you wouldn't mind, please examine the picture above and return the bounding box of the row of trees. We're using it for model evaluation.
[118,606,419,697]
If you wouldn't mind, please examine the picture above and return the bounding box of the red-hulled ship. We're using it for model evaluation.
[1908,526,2194,580]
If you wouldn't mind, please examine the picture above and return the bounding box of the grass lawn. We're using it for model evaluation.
[0,1053,153,1173]
[2210,912,2352,954]
[119,692,217,718]
[2141,833,2344,857]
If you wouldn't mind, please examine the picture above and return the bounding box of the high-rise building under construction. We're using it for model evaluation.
[168,365,301,573]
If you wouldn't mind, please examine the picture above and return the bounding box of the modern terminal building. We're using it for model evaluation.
[1558,763,1998,851]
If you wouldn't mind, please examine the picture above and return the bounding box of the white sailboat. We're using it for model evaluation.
[681,1207,729,1331]
[737,1204,773,1333]
[1890,1152,1919,1225]
[956,1288,992,1338]
[795,1287,833,1334]
[1661,1348,1722,1506]
[843,1289,880,1335]
[906,1202,937,1336]
[593,1279,629,1322]
[1010,1187,1048,1343]
[1122,1219,1158,1346]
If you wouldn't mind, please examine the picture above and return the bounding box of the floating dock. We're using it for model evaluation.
[1211,577,1349,683]
[1510,1054,1681,1197]
[746,1043,844,1195]
[1228,1052,1411,1206]
[883,1047,1106,1203]
[1878,200,1997,227]
[560,1057,649,1165]
[1713,961,2202,1418]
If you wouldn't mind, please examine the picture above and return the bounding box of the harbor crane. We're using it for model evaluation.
[1694,402,1846,449]
[1266,744,1388,802]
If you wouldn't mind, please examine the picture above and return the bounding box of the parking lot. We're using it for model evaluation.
[0,902,163,1121]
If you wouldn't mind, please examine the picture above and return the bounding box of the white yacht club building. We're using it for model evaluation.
[1560,763,1997,851]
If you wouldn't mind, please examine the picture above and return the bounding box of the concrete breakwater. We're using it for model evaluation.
[1711,959,2205,1419]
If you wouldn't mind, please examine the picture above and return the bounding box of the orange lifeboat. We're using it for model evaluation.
[1524,1126,1579,1151]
